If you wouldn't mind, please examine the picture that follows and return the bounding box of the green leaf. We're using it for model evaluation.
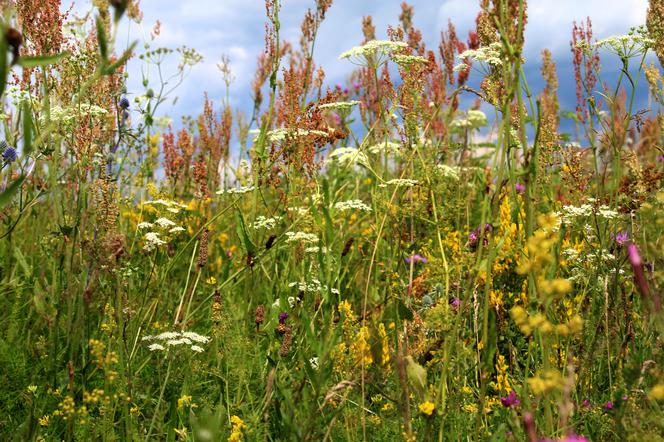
[17,51,69,68]
[17,52,70,68]
[104,41,137,75]
[235,209,257,255]
[22,101,33,156]
[0,28,7,99]
[96,16,108,62]
[0,175,25,208]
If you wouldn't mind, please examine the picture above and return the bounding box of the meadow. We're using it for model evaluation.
[1,0,664,440]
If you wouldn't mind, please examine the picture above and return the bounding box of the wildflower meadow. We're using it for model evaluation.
[2,0,664,440]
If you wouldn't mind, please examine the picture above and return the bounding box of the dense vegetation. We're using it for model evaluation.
[1,0,664,440]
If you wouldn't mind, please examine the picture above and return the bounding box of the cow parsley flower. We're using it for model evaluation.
[334,200,372,211]
[450,109,488,130]
[137,222,153,229]
[454,42,503,71]
[379,178,418,188]
[252,215,281,230]
[216,185,256,195]
[327,147,369,167]
[339,39,408,64]
[285,231,319,244]
[393,54,429,66]
[318,100,360,111]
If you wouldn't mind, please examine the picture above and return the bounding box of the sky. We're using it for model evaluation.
[67,0,653,129]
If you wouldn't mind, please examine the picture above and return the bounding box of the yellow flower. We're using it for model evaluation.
[38,415,49,427]
[649,384,664,400]
[177,395,193,409]
[206,276,217,285]
[418,401,435,416]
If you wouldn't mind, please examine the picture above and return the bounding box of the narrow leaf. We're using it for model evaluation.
[17,52,70,68]
[0,175,25,208]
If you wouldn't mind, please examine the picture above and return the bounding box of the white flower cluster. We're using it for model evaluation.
[334,199,372,212]
[339,39,408,62]
[595,34,653,53]
[251,215,282,230]
[216,185,256,195]
[46,104,109,126]
[450,109,488,130]
[367,141,401,155]
[287,206,309,217]
[378,179,419,188]
[558,203,620,224]
[142,330,210,353]
[142,199,189,214]
[454,42,503,71]
[304,246,328,254]
[257,128,330,143]
[393,54,429,66]
[139,215,186,251]
[318,100,360,111]
[285,231,319,244]
[143,232,167,251]
[327,147,369,167]
[289,279,340,295]
[436,164,460,180]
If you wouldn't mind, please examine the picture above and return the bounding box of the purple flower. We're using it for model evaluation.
[603,400,614,411]
[500,390,520,407]
[646,262,655,273]
[352,82,361,90]
[450,297,461,308]
[119,97,130,109]
[622,395,629,401]
[2,146,17,163]
[278,312,289,324]
[657,155,664,163]
[335,83,343,90]
[515,183,525,194]
[581,399,590,408]
[612,231,629,246]
[405,254,428,265]
[468,224,492,249]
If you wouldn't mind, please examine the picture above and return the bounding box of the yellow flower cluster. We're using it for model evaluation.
[510,306,583,337]
[517,213,559,275]
[378,323,390,366]
[494,354,511,394]
[228,415,246,442]
[418,401,435,416]
[527,369,564,395]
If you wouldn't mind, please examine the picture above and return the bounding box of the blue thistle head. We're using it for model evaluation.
[2,146,17,163]
[119,97,130,109]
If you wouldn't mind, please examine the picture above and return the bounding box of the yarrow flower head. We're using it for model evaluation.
[142,330,210,353]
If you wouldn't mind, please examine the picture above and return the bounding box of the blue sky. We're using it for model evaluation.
[69,0,652,128]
